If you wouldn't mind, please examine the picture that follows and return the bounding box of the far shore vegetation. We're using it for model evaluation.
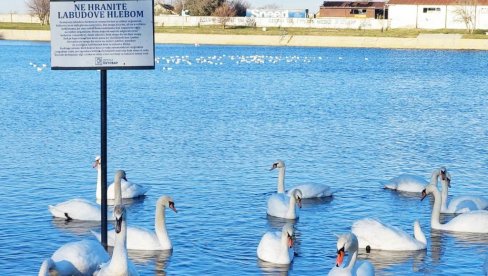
[1,22,487,39]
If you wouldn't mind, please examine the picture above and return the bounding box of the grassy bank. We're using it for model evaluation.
[157,26,488,39]
[0,22,49,30]
[1,22,486,39]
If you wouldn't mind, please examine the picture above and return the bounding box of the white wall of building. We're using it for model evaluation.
[389,4,488,30]
[417,5,446,29]
[389,5,418,28]
[154,16,387,29]
[477,6,488,29]
[1,8,486,30]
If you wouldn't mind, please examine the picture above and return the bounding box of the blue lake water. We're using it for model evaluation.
[0,40,487,275]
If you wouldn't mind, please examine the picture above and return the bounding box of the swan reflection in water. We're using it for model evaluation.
[441,230,488,245]
[301,196,333,208]
[430,228,488,264]
[358,248,426,272]
[51,218,101,236]
[106,247,172,276]
[257,258,292,276]
[266,215,298,230]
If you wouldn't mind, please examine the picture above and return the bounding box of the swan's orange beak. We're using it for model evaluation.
[421,189,427,201]
[287,235,294,248]
[297,198,302,208]
[336,248,345,267]
[92,160,99,168]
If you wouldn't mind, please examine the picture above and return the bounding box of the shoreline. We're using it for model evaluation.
[1,29,488,50]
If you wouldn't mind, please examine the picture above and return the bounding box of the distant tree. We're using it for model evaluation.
[183,0,224,16]
[454,0,477,33]
[230,0,250,16]
[212,2,236,28]
[172,0,184,15]
[26,0,50,25]
[154,0,177,15]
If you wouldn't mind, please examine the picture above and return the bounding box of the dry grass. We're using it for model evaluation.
[0,22,49,30]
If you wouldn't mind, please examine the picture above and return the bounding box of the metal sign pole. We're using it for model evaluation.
[100,69,108,249]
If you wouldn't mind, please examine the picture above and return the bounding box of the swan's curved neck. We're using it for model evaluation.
[429,187,443,229]
[413,221,427,245]
[429,170,440,185]
[345,248,358,271]
[286,195,297,219]
[38,259,54,276]
[440,181,449,212]
[155,204,171,248]
[277,167,285,193]
[109,219,129,273]
[113,178,122,206]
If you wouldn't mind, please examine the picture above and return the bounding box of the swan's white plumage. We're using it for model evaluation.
[443,196,488,214]
[351,218,426,251]
[257,224,294,265]
[271,160,333,198]
[328,233,375,276]
[439,170,488,214]
[49,198,110,221]
[422,183,488,233]
[383,174,428,193]
[267,189,302,220]
[287,184,332,198]
[93,195,177,250]
[94,156,149,200]
[38,239,109,276]
[94,205,139,276]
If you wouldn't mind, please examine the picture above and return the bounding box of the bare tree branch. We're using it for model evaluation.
[454,0,477,33]
[26,0,50,25]
[212,2,236,28]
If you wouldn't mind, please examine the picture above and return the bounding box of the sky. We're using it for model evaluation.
[0,0,323,14]
[244,0,321,11]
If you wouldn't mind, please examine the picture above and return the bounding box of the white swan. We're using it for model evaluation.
[351,218,426,251]
[93,195,177,250]
[384,167,443,193]
[38,239,109,276]
[438,168,488,214]
[421,183,488,233]
[267,189,302,220]
[94,205,139,276]
[328,233,375,276]
[94,156,149,200]
[47,166,125,221]
[48,198,112,221]
[257,224,295,265]
[270,160,333,198]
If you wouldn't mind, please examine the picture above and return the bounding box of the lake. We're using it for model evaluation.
[0,40,487,275]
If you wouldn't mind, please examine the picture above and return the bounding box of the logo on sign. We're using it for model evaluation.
[95,57,103,65]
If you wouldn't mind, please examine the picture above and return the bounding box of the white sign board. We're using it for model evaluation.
[50,0,154,69]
